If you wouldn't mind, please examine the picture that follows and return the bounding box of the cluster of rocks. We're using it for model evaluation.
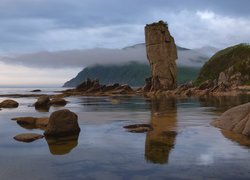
[62,78,134,96]
[34,95,67,111]
[13,109,81,143]
[142,79,248,98]
[3,95,81,145]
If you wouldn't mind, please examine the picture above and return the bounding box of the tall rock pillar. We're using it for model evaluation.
[144,21,177,91]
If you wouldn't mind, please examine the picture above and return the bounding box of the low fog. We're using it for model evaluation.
[0,44,217,69]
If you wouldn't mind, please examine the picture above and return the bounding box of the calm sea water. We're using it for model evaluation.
[0,88,250,180]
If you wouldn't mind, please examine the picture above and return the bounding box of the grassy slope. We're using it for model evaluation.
[195,44,250,85]
[63,62,200,87]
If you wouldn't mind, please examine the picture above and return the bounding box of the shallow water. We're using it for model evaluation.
[0,88,250,179]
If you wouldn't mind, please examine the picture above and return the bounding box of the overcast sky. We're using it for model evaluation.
[0,0,250,86]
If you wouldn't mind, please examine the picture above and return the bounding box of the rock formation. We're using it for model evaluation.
[62,78,134,96]
[144,20,177,91]
[211,103,250,136]
[44,109,81,137]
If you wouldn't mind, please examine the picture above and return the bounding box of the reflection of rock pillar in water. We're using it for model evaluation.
[145,97,177,164]
[144,21,177,91]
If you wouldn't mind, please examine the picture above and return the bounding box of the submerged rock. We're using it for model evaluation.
[34,95,50,108]
[0,99,19,108]
[50,98,67,106]
[14,133,44,143]
[34,96,67,111]
[123,124,153,133]
[44,109,81,137]
[144,20,177,91]
[30,89,41,92]
[211,103,250,136]
[12,116,49,130]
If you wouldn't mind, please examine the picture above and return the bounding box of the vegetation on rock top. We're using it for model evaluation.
[195,43,250,85]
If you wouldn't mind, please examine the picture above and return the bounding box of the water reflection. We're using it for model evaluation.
[77,96,151,112]
[35,105,50,112]
[145,97,177,164]
[45,134,79,155]
[199,95,250,112]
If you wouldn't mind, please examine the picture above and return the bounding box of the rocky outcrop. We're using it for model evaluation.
[196,44,250,87]
[211,103,250,136]
[44,109,81,137]
[14,133,44,143]
[62,78,135,96]
[0,99,19,108]
[144,20,177,91]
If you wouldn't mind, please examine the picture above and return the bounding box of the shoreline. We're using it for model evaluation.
[0,85,249,99]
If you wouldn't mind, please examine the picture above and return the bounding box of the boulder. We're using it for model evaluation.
[34,95,50,108]
[211,103,250,136]
[50,98,67,106]
[14,133,44,143]
[144,20,177,91]
[44,109,81,137]
[0,99,19,108]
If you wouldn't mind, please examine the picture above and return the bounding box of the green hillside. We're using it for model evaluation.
[195,44,250,85]
[63,62,200,87]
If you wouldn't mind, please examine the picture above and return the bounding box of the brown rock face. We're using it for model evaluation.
[44,109,80,137]
[211,103,250,136]
[144,21,177,91]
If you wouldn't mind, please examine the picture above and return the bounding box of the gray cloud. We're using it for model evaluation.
[0,0,249,54]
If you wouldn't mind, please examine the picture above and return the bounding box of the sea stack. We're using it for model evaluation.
[144,20,177,91]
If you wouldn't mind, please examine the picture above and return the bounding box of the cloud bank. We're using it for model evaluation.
[0,0,249,54]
